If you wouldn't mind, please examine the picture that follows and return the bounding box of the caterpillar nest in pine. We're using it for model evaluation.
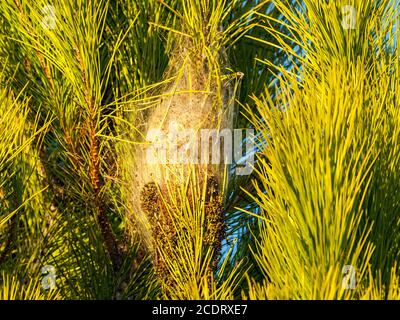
[130,49,239,288]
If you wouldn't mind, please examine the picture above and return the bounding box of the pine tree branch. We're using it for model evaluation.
[87,94,123,272]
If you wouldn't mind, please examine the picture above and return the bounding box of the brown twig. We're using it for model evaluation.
[89,121,123,272]
[86,86,123,272]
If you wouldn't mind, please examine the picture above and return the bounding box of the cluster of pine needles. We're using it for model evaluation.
[0,0,399,300]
